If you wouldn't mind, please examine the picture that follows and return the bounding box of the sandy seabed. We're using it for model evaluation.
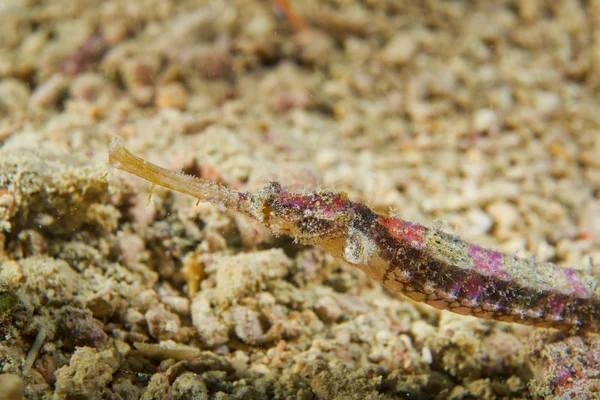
[1,1,600,399]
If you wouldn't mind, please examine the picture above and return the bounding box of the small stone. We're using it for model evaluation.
[131,86,154,106]
[20,257,79,307]
[463,209,494,236]
[314,295,343,322]
[191,46,232,79]
[112,376,143,399]
[162,296,190,316]
[132,290,159,312]
[0,261,23,289]
[213,249,291,305]
[156,83,189,110]
[0,79,29,115]
[28,74,68,109]
[121,56,160,89]
[0,188,15,233]
[185,352,235,376]
[534,91,560,113]
[140,373,172,400]
[232,385,263,399]
[486,201,520,236]
[230,305,266,346]
[145,304,182,340]
[69,73,112,102]
[234,215,274,249]
[102,20,129,45]
[134,341,201,361]
[116,233,145,266]
[578,200,600,243]
[534,240,556,263]
[381,33,416,65]
[472,108,497,132]
[296,388,314,400]
[518,0,541,22]
[294,29,335,66]
[0,374,24,400]
[54,347,121,399]
[580,150,600,168]
[191,294,230,347]
[124,308,145,329]
[57,307,107,349]
[172,372,208,400]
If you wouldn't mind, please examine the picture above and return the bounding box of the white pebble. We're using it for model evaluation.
[381,33,416,65]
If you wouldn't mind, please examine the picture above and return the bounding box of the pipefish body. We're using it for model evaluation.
[108,137,600,333]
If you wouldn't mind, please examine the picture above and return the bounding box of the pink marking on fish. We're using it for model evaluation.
[462,275,485,300]
[381,217,426,249]
[563,268,589,298]
[548,295,566,316]
[277,193,350,218]
[469,244,510,281]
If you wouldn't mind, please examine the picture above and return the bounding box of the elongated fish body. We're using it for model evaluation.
[109,138,600,333]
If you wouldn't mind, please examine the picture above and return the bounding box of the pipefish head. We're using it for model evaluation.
[254,182,355,245]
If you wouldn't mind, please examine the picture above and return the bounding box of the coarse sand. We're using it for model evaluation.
[1,1,600,399]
